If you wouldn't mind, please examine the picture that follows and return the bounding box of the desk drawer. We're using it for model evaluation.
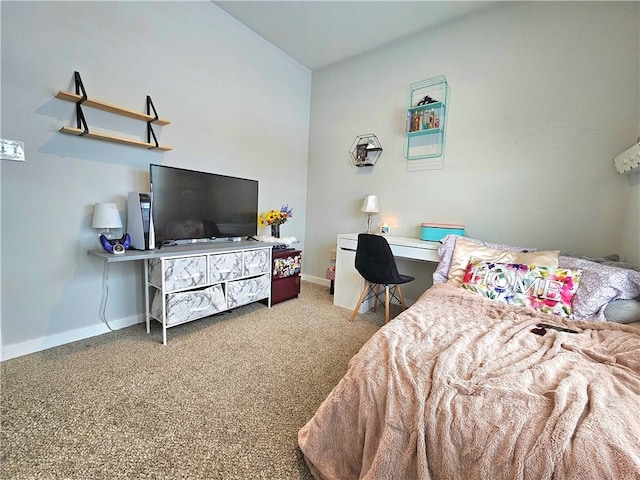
[388,244,439,262]
[337,236,358,251]
[337,235,439,262]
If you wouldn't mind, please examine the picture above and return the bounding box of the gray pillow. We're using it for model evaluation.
[604,298,640,324]
[559,256,640,319]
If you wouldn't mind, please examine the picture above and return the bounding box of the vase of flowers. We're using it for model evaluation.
[258,204,293,238]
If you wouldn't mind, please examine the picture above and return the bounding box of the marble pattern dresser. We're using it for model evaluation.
[147,245,272,344]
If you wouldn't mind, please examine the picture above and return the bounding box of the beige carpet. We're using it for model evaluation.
[1,282,395,479]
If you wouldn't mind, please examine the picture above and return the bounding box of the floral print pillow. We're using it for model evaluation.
[461,258,582,318]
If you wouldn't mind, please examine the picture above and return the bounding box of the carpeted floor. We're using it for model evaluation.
[0,281,395,479]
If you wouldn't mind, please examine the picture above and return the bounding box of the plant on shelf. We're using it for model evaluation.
[258,204,293,238]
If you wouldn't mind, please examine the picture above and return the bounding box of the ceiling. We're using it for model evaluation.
[213,1,498,71]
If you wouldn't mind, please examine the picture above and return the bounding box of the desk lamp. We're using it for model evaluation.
[92,202,123,240]
[361,195,379,234]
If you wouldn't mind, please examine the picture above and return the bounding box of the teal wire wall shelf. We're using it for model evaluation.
[404,76,449,169]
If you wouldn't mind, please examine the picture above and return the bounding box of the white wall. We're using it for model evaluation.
[304,1,640,301]
[2,1,638,360]
[0,1,311,359]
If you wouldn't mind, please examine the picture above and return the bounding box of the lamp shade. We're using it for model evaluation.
[92,203,123,229]
[360,195,379,214]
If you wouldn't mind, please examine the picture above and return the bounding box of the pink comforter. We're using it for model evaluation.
[299,283,640,480]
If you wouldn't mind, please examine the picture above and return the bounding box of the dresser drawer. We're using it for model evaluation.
[243,248,270,276]
[149,255,207,292]
[209,251,243,282]
[151,284,226,326]
[227,273,270,308]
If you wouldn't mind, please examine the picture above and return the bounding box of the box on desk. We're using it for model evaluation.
[420,223,465,241]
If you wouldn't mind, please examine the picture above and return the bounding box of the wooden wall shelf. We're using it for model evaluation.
[55,91,171,125]
[59,126,173,151]
[55,71,172,151]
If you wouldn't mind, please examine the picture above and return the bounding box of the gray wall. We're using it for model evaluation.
[1,1,311,358]
[2,1,639,359]
[304,1,640,302]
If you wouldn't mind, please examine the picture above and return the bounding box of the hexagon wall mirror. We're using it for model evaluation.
[349,134,382,167]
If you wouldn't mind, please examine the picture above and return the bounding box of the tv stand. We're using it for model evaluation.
[89,242,274,344]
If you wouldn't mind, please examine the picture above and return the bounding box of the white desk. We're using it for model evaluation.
[333,233,440,312]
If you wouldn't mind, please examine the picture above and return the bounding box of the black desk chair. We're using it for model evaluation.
[350,233,415,323]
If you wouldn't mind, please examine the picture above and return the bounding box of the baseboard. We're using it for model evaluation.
[301,274,330,287]
[3,279,328,361]
[300,274,416,306]
[1,314,144,361]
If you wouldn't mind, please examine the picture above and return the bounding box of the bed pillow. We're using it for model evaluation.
[461,259,582,318]
[433,235,539,285]
[558,256,640,319]
[604,298,640,324]
[446,236,560,286]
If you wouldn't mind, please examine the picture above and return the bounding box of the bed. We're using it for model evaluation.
[298,235,640,480]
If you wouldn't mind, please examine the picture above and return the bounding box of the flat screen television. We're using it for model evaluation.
[149,164,258,245]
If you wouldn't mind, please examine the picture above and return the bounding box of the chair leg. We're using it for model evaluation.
[373,284,380,313]
[350,282,371,322]
[396,285,407,311]
[385,285,390,323]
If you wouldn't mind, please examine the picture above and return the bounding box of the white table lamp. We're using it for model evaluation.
[361,195,379,234]
[92,202,123,240]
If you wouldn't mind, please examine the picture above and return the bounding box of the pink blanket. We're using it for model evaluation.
[299,283,640,479]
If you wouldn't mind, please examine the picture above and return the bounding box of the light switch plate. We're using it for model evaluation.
[0,139,25,162]
[613,142,640,175]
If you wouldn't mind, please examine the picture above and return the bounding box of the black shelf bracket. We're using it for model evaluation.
[147,123,159,149]
[146,95,159,121]
[146,95,160,148]
[73,71,89,135]
[74,71,87,102]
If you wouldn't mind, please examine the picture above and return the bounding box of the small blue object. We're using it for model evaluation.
[420,223,465,242]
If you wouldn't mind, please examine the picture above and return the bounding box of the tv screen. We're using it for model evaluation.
[150,164,258,244]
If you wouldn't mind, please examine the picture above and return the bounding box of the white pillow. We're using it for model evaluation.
[447,237,560,286]
[433,234,535,285]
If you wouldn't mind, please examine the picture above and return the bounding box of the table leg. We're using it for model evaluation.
[144,259,150,334]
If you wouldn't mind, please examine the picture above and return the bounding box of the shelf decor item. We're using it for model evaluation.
[404,75,449,169]
[258,204,293,238]
[349,134,382,167]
